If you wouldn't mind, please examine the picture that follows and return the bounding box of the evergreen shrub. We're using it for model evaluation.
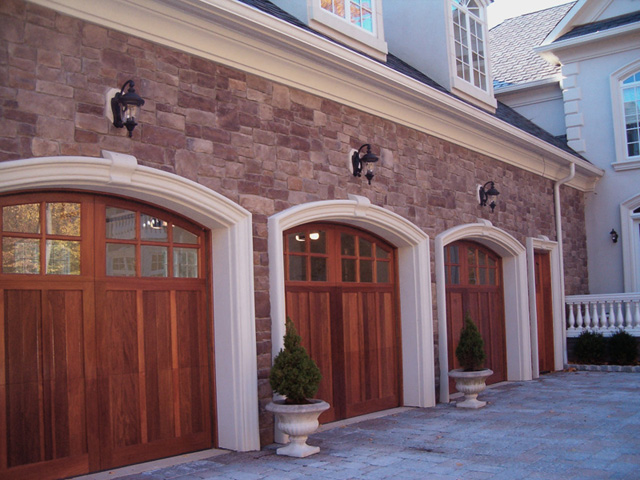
[573,330,606,364]
[269,318,322,404]
[455,313,486,371]
[608,329,638,365]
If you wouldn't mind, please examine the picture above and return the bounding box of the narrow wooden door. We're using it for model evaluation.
[284,224,400,423]
[0,193,213,480]
[534,251,555,373]
[445,241,506,391]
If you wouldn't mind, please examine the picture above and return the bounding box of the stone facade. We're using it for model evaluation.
[0,0,589,446]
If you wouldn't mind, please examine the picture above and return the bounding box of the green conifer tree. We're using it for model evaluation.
[455,313,486,371]
[269,318,322,404]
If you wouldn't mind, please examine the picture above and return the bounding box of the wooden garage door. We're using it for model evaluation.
[535,251,555,374]
[445,241,506,390]
[284,224,401,423]
[0,193,213,480]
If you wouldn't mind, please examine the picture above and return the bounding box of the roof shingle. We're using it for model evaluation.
[489,2,575,89]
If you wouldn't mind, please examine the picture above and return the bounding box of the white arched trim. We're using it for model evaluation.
[525,236,564,378]
[0,151,260,452]
[268,195,435,413]
[435,220,532,404]
[611,59,640,170]
[621,192,640,292]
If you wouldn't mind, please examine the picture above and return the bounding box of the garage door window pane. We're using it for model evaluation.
[141,214,168,241]
[46,203,80,236]
[3,204,40,233]
[142,245,168,277]
[377,260,389,283]
[2,237,40,274]
[289,255,306,281]
[106,208,136,239]
[106,243,136,276]
[173,226,198,244]
[46,240,80,275]
[174,247,198,278]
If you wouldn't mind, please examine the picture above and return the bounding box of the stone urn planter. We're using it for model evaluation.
[266,399,330,457]
[448,368,493,409]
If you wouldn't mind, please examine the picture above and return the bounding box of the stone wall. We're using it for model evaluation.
[0,0,590,445]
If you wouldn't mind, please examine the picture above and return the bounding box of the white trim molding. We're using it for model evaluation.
[621,192,640,293]
[268,195,435,418]
[526,236,565,378]
[611,59,640,168]
[435,220,532,404]
[0,152,261,452]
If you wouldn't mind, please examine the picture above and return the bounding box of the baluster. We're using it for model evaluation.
[616,301,624,329]
[567,303,576,331]
[624,300,633,328]
[607,301,616,330]
[584,302,592,329]
[599,302,607,330]
[576,302,584,331]
[591,302,600,331]
[634,301,640,329]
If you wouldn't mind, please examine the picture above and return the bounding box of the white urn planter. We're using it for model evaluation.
[448,368,493,409]
[266,399,330,458]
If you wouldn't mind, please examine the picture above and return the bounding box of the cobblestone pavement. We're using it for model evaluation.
[87,371,640,480]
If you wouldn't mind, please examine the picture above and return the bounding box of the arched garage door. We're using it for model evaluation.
[284,223,401,423]
[445,241,506,389]
[0,192,213,480]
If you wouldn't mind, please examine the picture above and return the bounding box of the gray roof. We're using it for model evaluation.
[489,2,575,89]
[237,0,580,158]
[556,10,640,41]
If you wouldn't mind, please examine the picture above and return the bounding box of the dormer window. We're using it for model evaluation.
[321,0,374,33]
[308,0,387,61]
[452,0,487,91]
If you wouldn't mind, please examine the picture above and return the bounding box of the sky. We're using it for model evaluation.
[487,0,574,28]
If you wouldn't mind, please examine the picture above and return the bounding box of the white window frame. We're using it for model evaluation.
[446,0,496,110]
[611,60,640,171]
[309,0,387,61]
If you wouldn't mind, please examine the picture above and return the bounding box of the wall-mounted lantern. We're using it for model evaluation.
[610,228,619,243]
[479,181,500,212]
[351,144,379,185]
[110,79,145,137]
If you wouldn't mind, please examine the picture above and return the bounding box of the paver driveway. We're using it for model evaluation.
[78,371,640,480]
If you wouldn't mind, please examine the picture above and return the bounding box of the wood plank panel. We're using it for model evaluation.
[5,289,43,468]
[285,289,335,422]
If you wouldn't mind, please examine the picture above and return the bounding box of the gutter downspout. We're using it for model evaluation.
[554,162,575,366]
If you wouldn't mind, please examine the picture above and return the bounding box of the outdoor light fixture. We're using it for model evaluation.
[351,144,379,185]
[111,79,145,137]
[610,229,619,243]
[479,181,500,212]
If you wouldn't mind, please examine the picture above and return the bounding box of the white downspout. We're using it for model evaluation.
[554,162,575,366]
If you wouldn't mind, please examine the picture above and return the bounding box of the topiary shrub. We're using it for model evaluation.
[573,330,606,364]
[608,329,638,365]
[455,313,486,371]
[269,318,322,404]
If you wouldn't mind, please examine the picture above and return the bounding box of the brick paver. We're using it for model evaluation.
[88,371,640,479]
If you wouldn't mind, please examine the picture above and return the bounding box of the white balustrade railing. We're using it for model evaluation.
[565,293,640,337]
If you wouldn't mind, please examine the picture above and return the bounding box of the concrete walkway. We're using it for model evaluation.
[81,371,640,480]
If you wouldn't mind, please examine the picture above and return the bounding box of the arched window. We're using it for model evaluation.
[623,71,640,158]
[611,62,640,170]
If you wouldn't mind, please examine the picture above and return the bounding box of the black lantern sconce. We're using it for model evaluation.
[479,181,500,212]
[351,144,379,185]
[110,79,145,137]
[610,229,619,243]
